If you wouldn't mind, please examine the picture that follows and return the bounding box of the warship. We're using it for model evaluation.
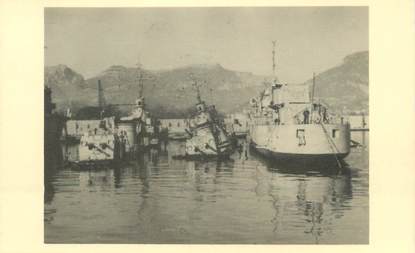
[249,42,350,166]
[75,72,160,166]
[78,117,117,164]
[182,80,234,158]
[75,98,160,165]
[117,95,160,154]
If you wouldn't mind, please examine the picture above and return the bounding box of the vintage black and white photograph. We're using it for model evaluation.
[44,7,369,244]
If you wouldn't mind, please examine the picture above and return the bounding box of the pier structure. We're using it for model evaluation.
[44,87,64,171]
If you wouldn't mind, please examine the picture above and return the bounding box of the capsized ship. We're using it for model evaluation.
[76,98,159,166]
[184,82,234,158]
[78,117,117,163]
[249,45,350,165]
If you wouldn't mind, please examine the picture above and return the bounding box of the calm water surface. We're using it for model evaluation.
[44,132,368,244]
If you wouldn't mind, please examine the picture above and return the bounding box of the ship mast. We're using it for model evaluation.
[138,72,144,98]
[135,59,154,108]
[271,41,278,103]
[189,74,203,104]
[310,72,316,123]
[311,72,316,104]
[272,40,277,79]
[136,59,144,99]
[193,80,203,104]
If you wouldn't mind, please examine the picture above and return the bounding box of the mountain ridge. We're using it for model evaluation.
[45,50,368,117]
[303,51,368,113]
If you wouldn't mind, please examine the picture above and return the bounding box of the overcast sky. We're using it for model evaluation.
[45,7,368,83]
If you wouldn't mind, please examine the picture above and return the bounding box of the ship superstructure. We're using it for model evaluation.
[78,117,117,162]
[249,42,350,165]
[184,79,234,158]
[76,68,160,165]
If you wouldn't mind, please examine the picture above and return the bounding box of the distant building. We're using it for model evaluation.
[346,114,369,129]
[224,113,250,135]
[65,120,107,137]
[159,119,189,134]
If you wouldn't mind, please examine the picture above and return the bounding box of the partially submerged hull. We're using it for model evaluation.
[78,133,116,162]
[68,159,116,170]
[185,124,233,157]
[183,99,234,158]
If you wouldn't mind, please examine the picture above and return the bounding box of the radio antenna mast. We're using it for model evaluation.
[311,72,316,104]
[189,74,202,104]
[270,41,279,103]
[272,41,277,78]
[136,57,144,98]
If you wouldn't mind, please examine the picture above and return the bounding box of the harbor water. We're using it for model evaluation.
[45,132,368,244]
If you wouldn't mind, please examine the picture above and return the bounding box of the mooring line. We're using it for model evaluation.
[319,123,343,170]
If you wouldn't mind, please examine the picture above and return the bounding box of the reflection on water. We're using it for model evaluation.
[45,133,368,244]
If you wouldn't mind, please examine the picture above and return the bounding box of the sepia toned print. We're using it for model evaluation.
[44,7,368,244]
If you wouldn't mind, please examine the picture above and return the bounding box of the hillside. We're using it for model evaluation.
[304,51,368,114]
[45,51,368,117]
[44,65,91,112]
[46,63,267,117]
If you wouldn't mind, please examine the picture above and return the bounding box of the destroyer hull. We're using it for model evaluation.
[186,137,233,157]
[78,134,116,162]
[185,125,233,157]
[173,152,233,161]
[250,123,350,162]
[251,142,348,166]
